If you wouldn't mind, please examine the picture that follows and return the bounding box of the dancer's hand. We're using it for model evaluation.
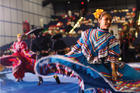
[112,71,118,80]
[66,51,74,55]
[111,62,118,80]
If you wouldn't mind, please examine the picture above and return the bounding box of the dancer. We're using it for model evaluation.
[35,10,140,92]
[66,10,140,80]
[10,34,35,82]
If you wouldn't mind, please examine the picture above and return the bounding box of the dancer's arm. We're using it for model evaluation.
[111,62,117,80]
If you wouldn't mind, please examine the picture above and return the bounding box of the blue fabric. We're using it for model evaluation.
[35,55,140,93]
[68,52,140,80]
[35,55,113,91]
[118,64,140,80]
[71,28,120,64]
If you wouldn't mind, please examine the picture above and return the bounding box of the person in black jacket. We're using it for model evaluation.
[31,32,52,59]
[51,34,67,55]
[31,30,60,85]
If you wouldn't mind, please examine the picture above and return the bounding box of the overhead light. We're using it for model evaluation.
[138,13,140,25]
[67,1,70,4]
[81,1,84,5]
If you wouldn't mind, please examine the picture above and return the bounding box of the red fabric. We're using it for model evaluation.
[11,41,28,53]
[10,41,36,79]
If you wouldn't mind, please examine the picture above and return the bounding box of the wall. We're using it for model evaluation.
[0,0,54,47]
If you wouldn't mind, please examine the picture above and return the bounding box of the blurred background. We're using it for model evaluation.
[0,0,140,62]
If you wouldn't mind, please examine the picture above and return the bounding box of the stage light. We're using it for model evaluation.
[119,57,122,61]
[67,1,70,4]
[81,1,84,5]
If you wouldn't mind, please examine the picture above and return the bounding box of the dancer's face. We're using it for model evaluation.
[17,36,22,42]
[98,14,112,29]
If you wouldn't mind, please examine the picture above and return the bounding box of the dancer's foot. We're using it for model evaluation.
[20,78,23,81]
[38,80,43,85]
[38,77,43,85]
[53,75,60,84]
[16,78,23,82]
[16,78,20,82]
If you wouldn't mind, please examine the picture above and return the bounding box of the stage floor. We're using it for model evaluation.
[0,73,79,93]
[0,63,140,93]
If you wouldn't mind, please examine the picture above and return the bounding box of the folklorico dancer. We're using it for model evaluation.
[35,9,140,92]
[10,34,36,82]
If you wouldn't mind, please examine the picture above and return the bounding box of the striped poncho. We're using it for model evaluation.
[71,27,120,64]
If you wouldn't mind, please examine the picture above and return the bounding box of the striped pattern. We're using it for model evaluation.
[72,27,120,64]
[85,88,112,93]
[35,55,140,93]
[101,71,140,92]
[35,55,113,93]
[35,57,85,91]
[0,55,22,67]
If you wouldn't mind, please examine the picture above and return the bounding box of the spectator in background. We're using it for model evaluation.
[52,34,67,55]
[64,21,73,33]
[31,31,51,59]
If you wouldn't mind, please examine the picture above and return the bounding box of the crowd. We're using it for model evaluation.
[41,11,94,36]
